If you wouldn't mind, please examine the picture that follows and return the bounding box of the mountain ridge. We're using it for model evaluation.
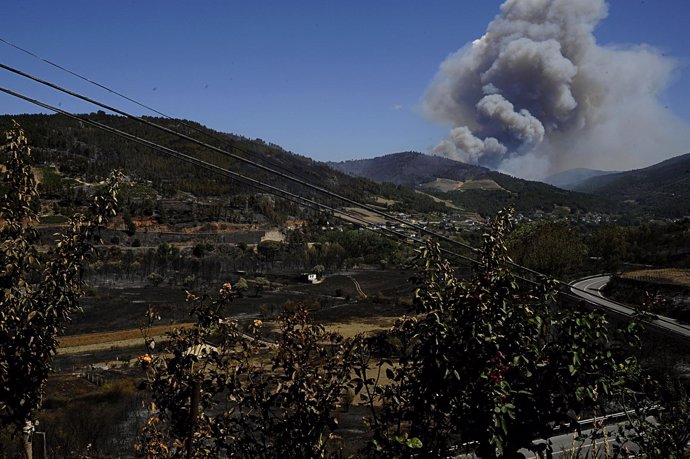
[328,152,492,187]
[0,113,451,217]
[330,152,615,216]
[543,168,617,190]
[574,152,690,217]
[333,151,690,218]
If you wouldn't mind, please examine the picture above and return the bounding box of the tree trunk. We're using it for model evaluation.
[187,380,201,459]
[21,420,33,459]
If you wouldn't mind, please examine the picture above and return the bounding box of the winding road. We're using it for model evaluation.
[569,275,690,341]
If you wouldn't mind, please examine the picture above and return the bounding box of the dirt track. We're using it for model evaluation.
[57,323,193,355]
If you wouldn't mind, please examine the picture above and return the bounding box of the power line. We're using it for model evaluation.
[0,62,613,301]
[5,85,687,342]
[0,60,570,292]
[0,37,349,184]
[0,85,479,268]
[0,37,174,122]
[0,86,622,309]
[0,54,562,284]
[0,61,483,258]
[0,59,563,286]
[2,61,679,328]
[0,52,662,299]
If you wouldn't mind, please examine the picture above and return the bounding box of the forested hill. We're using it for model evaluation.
[0,113,447,214]
[329,151,492,186]
[574,152,690,218]
[330,151,617,217]
[543,168,617,190]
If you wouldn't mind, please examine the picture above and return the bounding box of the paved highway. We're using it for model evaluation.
[521,427,636,459]
[569,275,690,341]
[453,420,638,459]
[451,411,643,458]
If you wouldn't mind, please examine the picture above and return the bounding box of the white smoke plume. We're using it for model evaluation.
[425,0,690,179]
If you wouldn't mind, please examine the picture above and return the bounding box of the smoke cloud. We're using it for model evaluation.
[424,0,690,179]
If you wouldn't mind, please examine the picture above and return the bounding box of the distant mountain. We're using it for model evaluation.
[330,152,616,217]
[13,114,676,219]
[574,153,690,217]
[543,168,616,190]
[0,114,452,216]
[329,152,492,187]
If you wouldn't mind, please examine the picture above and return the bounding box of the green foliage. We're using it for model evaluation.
[36,166,75,197]
[577,219,690,272]
[589,224,629,271]
[38,214,69,224]
[253,276,270,297]
[0,113,451,219]
[443,171,616,217]
[310,229,408,268]
[355,209,685,458]
[257,239,282,263]
[123,210,136,236]
[0,123,120,452]
[139,295,359,458]
[576,152,690,218]
[234,277,249,296]
[508,220,587,277]
[622,219,690,268]
[135,206,689,458]
[620,374,690,458]
[312,264,325,278]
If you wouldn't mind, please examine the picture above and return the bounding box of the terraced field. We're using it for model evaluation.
[621,268,690,286]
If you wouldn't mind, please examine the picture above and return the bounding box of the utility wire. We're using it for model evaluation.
[0,62,483,257]
[2,62,681,328]
[0,86,628,316]
[0,56,646,298]
[0,85,479,268]
[4,86,687,340]
[0,37,173,122]
[0,37,340,183]
[0,60,566,287]
[0,43,529,272]
[0,46,558,285]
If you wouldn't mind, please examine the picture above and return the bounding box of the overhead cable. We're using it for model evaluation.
[0,61,482,257]
[3,62,684,333]
[0,85,479,268]
[0,37,317,183]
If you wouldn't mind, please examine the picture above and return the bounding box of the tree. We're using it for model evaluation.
[253,277,270,297]
[257,240,281,265]
[507,220,587,277]
[192,243,205,258]
[589,224,629,272]
[147,272,164,287]
[123,210,137,236]
[234,277,249,297]
[356,209,683,458]
[0,122,120,457]
[139,295,358,458]
[312,264,325,279]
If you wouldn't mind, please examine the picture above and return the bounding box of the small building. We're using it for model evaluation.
[300,273,318,283]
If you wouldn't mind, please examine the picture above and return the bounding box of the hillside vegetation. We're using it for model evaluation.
[575,153,690,217]
[329,151,492,186]
[543,167,617,190]
[0,114,447,217]
[331,151,618,217]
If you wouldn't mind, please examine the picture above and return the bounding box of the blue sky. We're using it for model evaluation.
[1,0,688,163]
